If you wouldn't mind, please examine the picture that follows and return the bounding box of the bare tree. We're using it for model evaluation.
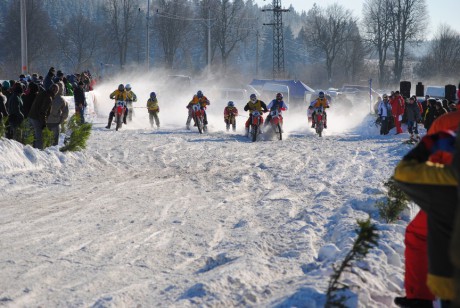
[362,0,393,87]
[212,0,253,72]
[415,25,460,80]
[57,13,104,72]
[389,0,427,83]
[336,22,367,84]
[0,0,58,75]
[105,0,140,68]
[301,3,356,85]
[155,0,191,69]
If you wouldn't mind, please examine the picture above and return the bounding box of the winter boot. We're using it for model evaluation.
[105,117,112,129]
[245,127,249,137]
[232,125,236,132]
[226,124,230,131]
[394,296,433,308]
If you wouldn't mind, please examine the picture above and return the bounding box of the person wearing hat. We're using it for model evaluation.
[390,90,405,134]
[5,83,24,140]
[43,67,56,91]
[406,96,422,141]
[73,81,87,124]
[1,80,10,98]
[378,94,392,135]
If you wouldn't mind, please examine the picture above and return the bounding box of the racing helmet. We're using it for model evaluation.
[276,92,283,100]
[150,92,156,99]
[250,94,257,102]
[228,101,234,107]
[118,84,125,91]
[125,83,131,90]
[318,91,325,99]
[197,90,203,98]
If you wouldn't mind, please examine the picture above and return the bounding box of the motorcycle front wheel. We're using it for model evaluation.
[116,115,122,131]
[195,115,203,134]
[276,123,282,140]
[251,125,258,142]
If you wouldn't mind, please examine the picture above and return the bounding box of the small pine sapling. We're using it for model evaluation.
[376,177,410,223]
[325,217,379,307]
[0,117,7,138]
[16,120,34,146]
[42,127,54,148]
[60,115,92,152]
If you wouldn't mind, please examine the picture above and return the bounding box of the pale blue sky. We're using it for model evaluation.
[256,0,460,39]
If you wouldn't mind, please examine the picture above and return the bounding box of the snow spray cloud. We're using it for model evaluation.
[92,66,258,132]
[92,66,372,134]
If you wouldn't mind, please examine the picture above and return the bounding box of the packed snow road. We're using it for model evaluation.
[0,119,412,307]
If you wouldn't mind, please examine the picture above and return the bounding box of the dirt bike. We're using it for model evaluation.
[313,107,325,137]
[249,110,264,142]
[115,100,126,131]
[268,109,283,140]
[191,104,205,134]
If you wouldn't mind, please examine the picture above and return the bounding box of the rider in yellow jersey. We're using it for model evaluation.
[243,93,268,136]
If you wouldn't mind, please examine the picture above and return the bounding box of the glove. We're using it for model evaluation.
[403,130,456,162]
[158,107,160,113]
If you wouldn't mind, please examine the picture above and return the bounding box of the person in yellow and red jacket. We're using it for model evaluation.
[394,130,459,308]
[125,84,137,122]
[311,91,330,129]
[147,92,160,129]
[224,101,238,132]
[395,109,460,308]
[186,90,210,130]
[106,84,130,129]
[243,93,268,137]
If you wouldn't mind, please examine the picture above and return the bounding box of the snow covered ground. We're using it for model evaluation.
[0,85,421,307]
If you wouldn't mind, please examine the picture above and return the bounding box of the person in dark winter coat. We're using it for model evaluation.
[435,100,448,120]
[73,81,86,124]
[22,82,40,118]
[28,84,58,149]
[424,99,437,131]
[43,67,56,91]
[6,83,25,139]
[406,96,422,140]
[378,94,392,135]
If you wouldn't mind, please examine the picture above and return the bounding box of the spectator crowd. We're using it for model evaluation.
[0,67,96,148]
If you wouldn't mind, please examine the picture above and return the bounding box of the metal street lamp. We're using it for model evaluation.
[20,0,28,74]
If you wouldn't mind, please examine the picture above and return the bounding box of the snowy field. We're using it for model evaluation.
[0,86,421,307]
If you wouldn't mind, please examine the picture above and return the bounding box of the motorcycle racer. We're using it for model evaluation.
[106,84,129,129]
[243,93,268,137]
[265,92,288,126]
[186,90,210,130]
[224,101,239,132]
[311,91,330,129]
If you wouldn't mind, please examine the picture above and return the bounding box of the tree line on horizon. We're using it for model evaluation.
[0,0,459,89]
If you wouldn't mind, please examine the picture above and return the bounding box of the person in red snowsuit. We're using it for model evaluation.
[390,91,405,134]
[395,109,460,307]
